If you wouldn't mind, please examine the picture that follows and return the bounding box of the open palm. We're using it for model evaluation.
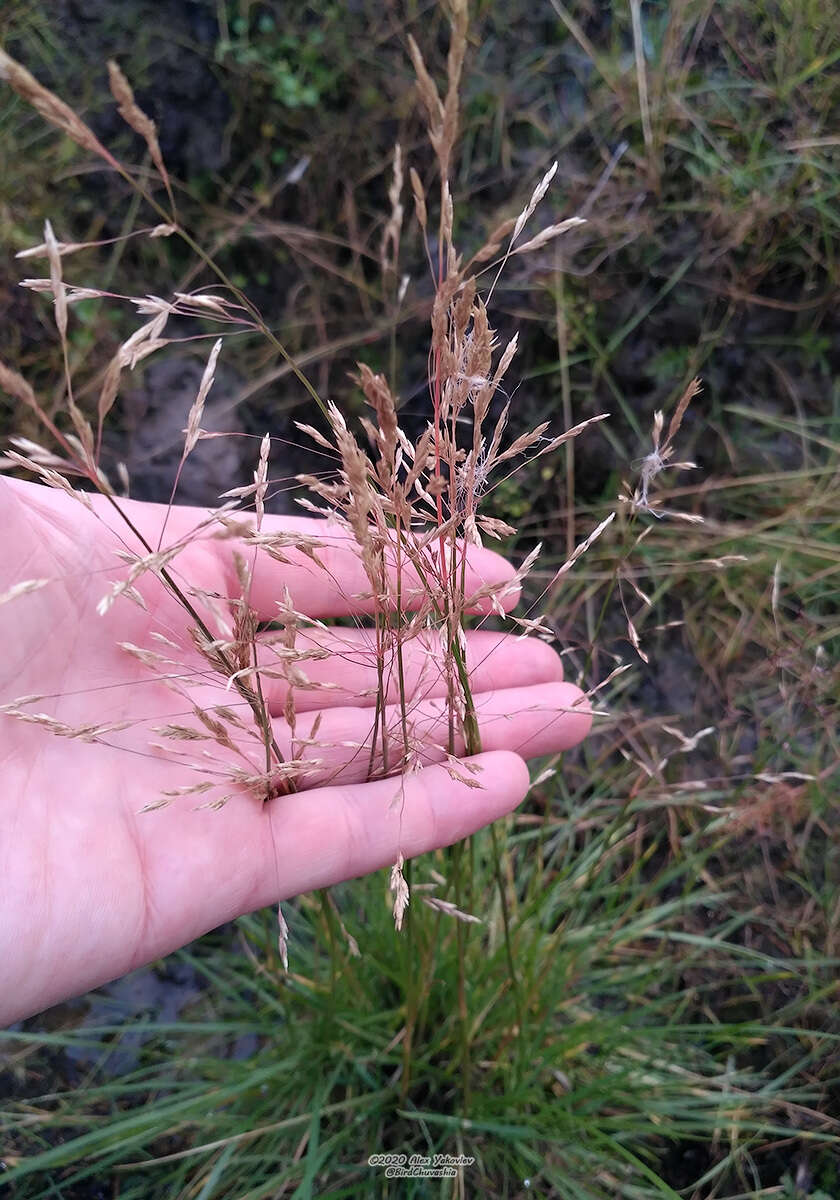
[0,477,590,1023]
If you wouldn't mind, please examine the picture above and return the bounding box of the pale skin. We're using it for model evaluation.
[0,477,591,1025]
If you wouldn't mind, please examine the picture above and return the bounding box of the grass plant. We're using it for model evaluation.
[0,1,838,1196]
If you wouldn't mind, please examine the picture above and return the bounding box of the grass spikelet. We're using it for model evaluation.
[421,896,482,924]
[0,359,39,414]
[390,853,410,932]
[277,906,290,972]
[0,46,118,167]
[254,432,270,524]
[380,143,404,277]
[185,338,222,455]
[43,221,67,341]
[3,710,130,742]
[409,166,427,234]
[512,160,559,243]
[0,579,50,606]
[107,58,174,213]
[359,364,398,485]
[406,36,443,147]
[510,215,586,256]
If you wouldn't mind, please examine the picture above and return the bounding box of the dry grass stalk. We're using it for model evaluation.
[629,0,654,168]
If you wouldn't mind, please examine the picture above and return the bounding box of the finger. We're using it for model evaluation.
[242,520,519,619]
[109,753,530,1006]
[270,680,591,788]
[87,493,520,619]
[256,627,564,713]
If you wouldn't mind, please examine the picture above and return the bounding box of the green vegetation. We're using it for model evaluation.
[1,0,838,1195]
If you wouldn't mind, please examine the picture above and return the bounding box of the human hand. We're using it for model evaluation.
[0,477,590,1024]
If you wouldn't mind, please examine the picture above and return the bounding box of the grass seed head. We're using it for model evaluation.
[390,853,410,932]
[0,46,115,164]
